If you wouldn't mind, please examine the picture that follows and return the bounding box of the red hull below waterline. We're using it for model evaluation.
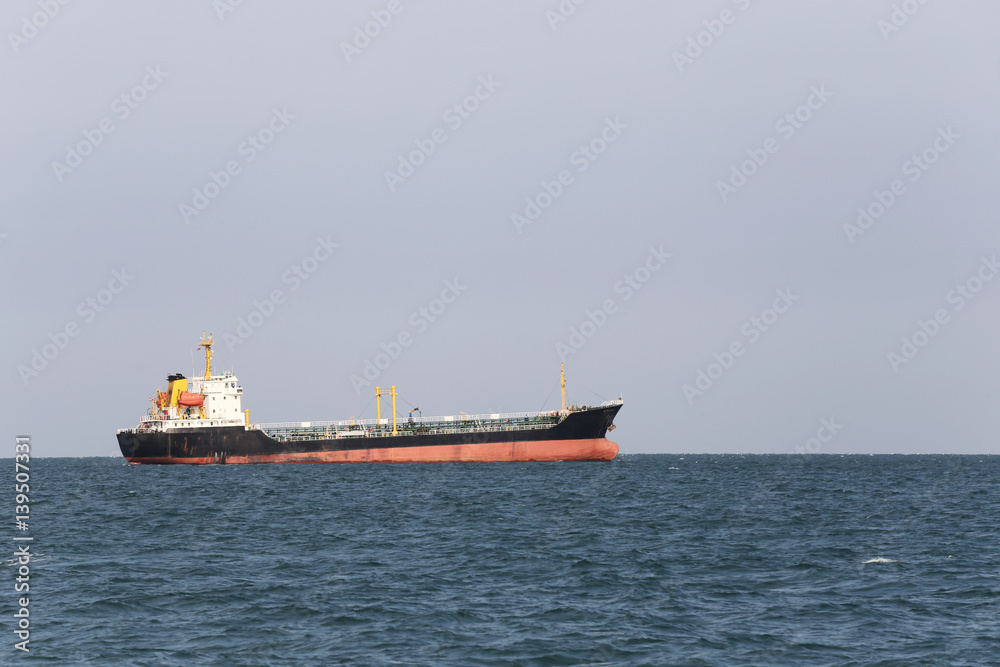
[126,437,619,465]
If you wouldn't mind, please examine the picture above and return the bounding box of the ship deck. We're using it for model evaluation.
[255,409,572,442]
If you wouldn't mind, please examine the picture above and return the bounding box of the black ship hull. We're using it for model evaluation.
[117,404,621,464]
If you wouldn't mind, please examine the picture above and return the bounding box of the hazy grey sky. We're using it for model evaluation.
[3,1,999,457]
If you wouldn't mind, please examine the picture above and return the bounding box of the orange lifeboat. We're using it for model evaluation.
[177,391,204,407]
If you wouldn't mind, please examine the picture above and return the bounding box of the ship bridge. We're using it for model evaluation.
[126,333,247,432]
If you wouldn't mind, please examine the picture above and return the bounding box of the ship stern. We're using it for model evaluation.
[116,431,136,461]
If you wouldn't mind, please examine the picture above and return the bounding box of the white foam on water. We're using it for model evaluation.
[863,557,898,564]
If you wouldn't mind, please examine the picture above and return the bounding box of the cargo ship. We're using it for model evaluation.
[116,334,622,464]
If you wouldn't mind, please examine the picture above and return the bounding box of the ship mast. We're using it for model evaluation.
[199,331,214,380]
[375,386,398,435]
[561,362,566,412]
[197,332,214,420]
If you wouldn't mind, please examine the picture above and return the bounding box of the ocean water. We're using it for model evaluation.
[15,454,1000,665]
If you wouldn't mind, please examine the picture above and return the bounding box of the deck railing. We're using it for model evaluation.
[256,413,564,441]
[255,409,566,431]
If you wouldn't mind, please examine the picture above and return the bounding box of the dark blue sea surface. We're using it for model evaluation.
[16,455,1000,665]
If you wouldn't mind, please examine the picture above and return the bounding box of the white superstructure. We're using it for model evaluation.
[129,333,248,433]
